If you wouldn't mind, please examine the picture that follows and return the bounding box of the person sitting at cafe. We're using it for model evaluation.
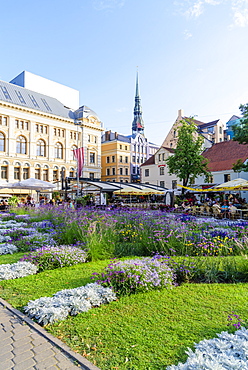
[221,201,230,218]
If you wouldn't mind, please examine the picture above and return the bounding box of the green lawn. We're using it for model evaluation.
[1,256,247,370]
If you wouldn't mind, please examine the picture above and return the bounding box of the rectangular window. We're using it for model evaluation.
[62,129,64,137]
[107,168,110,176]
[133,167,136,174]
[58,129,60,137]
[133,156,135,162]
[24,121,28,130]
[15,120,19,128]
[160,181,165,188]
[90,152,95,164]
[43,169,48,181]
[94,136,97,143]
[106,156,110,163]
[172,180,177,189]
[41,98,52,112]
[3,117,7,126]
[70,132,73,139]
[112,156,115,163]
[23,168,29,180]
[120,155,123,163]
[88,135,91,142]
[125,156,128,163]
[120,168,123,175]
[74,132,77,140]
[54,128,56,135]
[53,170,58,181]
[160,167,165,175]
[224,174,230,182]
[125,146,127,150]
[35,168,41,180]
[137,157,139,163]
[162,153,165,161]
[125,168,128,175]
[15,90,26,104]
[14,167,20,180]
[36,124,39,132]
[20,121,24,129]
[40,125,43,133]
[1,86,11,100]
[219,126,222,134]
[112,168,116,176]
[120,144,122,149]
[158,154,161,161]
[89,172,94,180]
[1,166,7,179]
[29,94,39,108]
[145,169,149,177]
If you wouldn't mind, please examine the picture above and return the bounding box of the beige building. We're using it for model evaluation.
[0,73,103,193]
[162,109,225,149]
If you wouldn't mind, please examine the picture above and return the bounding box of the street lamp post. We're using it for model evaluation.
[74,121,81,198]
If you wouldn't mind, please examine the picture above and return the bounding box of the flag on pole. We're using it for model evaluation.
[73,147,84,177]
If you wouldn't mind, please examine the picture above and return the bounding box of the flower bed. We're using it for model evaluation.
[0,261,38,280]
[20,245,88,271]
[167,327,248,369]
[93,255,175,296]
[24,283,117,325]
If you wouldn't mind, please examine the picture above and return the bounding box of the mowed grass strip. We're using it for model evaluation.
[0,256,248,370]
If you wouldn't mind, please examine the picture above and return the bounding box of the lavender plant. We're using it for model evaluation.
[20,245,88,271]
[92,255,175,296]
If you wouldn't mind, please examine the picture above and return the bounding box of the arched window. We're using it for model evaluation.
[53,166,59,181]
[43,165,49,181]
[23,163,30,180]
[1,161,8,180]
[16,136,27,154]
[35,164,41,180]
[54,142,63,159]
[37,139,46,157]
[14,162,21,180]
[0,132,5,152]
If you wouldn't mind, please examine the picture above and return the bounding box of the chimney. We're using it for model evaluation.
[178,109,184,119]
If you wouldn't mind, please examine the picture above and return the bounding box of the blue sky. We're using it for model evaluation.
[1,0,248,145]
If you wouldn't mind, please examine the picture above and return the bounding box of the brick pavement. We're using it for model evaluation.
[0,298,100,370]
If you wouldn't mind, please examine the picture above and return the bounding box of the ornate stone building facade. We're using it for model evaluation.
[0,72,103,191]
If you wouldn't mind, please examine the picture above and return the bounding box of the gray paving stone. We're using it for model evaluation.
[0,344,13,356]
[13,350,34,364]
[0,330,12,340]
[0,358,15,370]
[34,349,56,362]
[1,336,13,347]
[0,350,14,363]
[13,357,37,370]
[13,329,32,341]
[33,356,58,369]
[32,336,48,346]
[12,341,34,355]
[13,335,33,347]
[33,342,53,354]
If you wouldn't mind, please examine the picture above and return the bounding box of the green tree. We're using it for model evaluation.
[166,118,210,193]
[232,158,246,174]
[233,104,248,144]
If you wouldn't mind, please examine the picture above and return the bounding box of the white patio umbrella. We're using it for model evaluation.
[214,178,248,190]
[0,178,56,191]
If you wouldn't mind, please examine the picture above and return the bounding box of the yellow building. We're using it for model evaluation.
[101,131,130,183]
[0,73,103,195]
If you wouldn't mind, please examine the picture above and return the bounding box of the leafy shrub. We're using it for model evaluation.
[20,245,88,271]
[167,327,248,370]
[0,261,38,280]
[92,255,175,296]
[24,283,117,325]
[0,243,18,255]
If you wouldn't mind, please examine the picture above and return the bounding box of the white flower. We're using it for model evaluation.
[0,261,38,280]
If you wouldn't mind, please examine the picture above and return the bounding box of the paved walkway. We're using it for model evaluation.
[0,298,100,370]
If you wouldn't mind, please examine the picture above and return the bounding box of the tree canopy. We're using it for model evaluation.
[233,104,248,145]
[166,118,210,193]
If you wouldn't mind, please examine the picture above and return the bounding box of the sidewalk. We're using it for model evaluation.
[0,298,100,370]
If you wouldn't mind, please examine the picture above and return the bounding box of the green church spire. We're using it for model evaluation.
[132,71,144,136]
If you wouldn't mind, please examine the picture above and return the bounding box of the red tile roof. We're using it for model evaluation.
[141,154,155,166]
[202,140,248,172]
